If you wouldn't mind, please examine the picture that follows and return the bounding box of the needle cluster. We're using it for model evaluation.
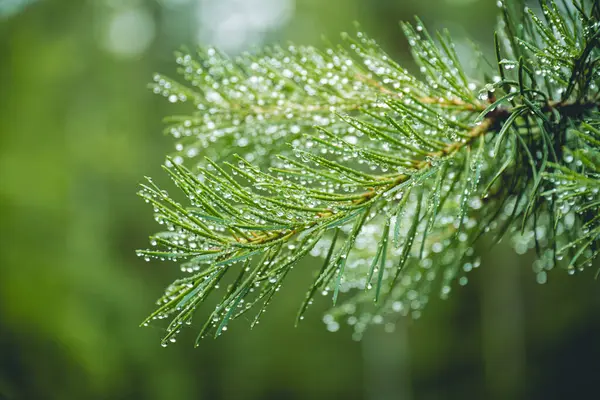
[138,0,600,345]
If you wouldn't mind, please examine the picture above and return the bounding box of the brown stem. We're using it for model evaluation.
[240,99,598,245]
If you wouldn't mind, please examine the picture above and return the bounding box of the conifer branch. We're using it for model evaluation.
[139,0,600,345]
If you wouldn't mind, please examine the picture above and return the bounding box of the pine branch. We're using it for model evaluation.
[139,0,600,345]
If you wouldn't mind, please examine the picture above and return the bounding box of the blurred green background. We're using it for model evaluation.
[1,0,599,399]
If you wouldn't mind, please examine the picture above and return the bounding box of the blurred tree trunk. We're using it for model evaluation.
[362,321,412,400]
[480,243,527,399]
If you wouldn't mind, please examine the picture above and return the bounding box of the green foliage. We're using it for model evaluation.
[139,0,600,345]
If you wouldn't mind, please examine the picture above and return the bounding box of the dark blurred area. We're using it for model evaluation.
[0,0,598,399]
